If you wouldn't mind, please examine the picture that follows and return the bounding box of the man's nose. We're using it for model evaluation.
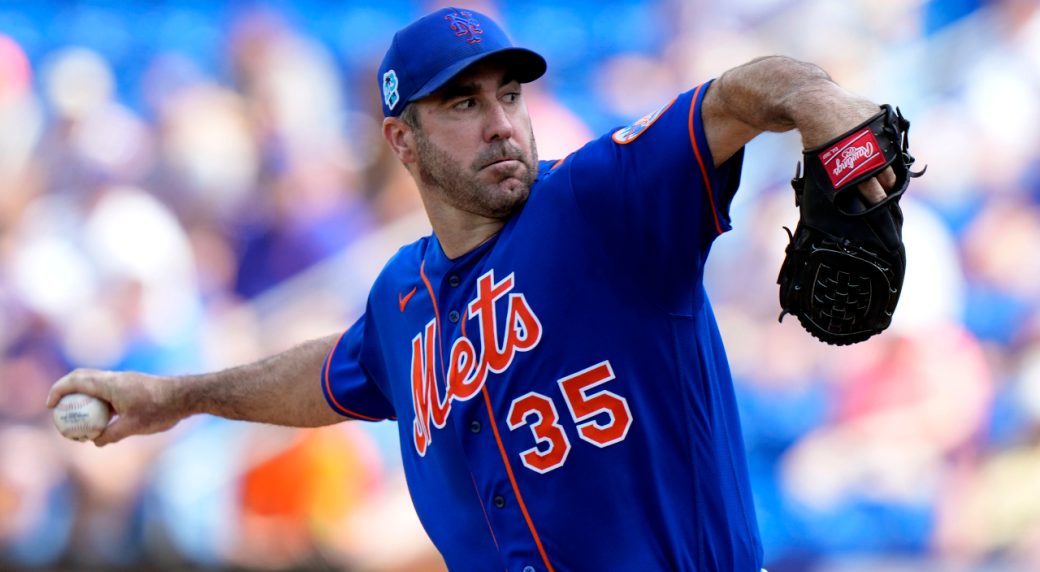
[484,102,514,142]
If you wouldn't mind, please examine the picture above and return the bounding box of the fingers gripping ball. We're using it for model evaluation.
[53,393,112,442]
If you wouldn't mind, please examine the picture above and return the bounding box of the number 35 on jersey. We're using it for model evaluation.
[508,360,633,474]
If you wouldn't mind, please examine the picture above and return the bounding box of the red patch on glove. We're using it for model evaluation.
[818,127,886,190]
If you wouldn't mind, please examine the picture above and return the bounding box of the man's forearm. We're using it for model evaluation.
[703,55,884,166]
[711,56,822,130]
[178,334,345,427]
[47,333,348,446]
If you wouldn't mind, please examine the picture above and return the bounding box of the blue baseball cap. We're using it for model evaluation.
[378,7,547,117]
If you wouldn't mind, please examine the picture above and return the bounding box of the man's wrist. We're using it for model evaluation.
[787,83,881,149]
[168,373,207,417]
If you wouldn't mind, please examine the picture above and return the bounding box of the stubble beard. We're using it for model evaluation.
[414,128,539,219]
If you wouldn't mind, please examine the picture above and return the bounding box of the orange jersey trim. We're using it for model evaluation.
[442,281,547,567]
[323,331,386,421]
[470,471,501,550]
[461,302,504,548]
[481,387,555,571]
[688,83,723,236]
[419,261,449,384]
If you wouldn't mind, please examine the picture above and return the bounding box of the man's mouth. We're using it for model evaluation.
[478,147,524,170]
[486,158,519,167]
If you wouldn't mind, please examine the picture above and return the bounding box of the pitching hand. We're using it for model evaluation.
[47,369,186,446]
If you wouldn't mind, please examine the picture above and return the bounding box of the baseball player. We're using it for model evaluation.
[48,7,904,571]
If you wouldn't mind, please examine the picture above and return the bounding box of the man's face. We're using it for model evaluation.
[407,61,539,219]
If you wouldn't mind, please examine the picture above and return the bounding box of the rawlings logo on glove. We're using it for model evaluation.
[823,131,884,187]
[777,105,925,345]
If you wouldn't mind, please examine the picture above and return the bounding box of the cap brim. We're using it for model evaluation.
[408,47,547,103]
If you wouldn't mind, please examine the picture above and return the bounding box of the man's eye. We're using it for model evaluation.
[453,98,476,110]
[504,92,520,103]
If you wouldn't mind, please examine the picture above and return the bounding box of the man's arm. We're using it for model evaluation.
[701,55,895,202]
[46,334,346,446]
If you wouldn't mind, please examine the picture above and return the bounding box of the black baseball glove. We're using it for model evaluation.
[777,104,924,345]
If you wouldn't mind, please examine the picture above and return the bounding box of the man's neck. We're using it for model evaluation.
[425,201,507,260]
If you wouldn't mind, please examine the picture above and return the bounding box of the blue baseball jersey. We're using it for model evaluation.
[323,81,763,571]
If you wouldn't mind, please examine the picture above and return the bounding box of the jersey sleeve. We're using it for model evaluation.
[566,80,744,284]
[321,311,396,422]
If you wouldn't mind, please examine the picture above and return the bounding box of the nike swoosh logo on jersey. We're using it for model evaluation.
[399,286,417,312]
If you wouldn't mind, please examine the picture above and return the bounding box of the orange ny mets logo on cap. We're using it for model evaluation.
[445,10,483,44]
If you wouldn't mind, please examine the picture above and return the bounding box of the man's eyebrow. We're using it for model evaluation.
[436,75,521,101]
[436,81,480,101]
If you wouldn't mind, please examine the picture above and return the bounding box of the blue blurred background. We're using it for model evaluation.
[1,0,1038,570]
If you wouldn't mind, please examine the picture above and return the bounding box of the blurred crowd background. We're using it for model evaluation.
[1,0,1037,570]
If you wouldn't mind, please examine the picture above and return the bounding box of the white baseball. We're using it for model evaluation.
[53,393,112,442]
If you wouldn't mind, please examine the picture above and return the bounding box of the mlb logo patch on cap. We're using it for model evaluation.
[383,70,400,111]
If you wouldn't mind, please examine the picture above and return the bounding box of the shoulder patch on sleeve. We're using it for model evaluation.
[611,98,676,145]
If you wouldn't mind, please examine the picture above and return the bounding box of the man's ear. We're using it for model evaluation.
[383,116,416,164]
